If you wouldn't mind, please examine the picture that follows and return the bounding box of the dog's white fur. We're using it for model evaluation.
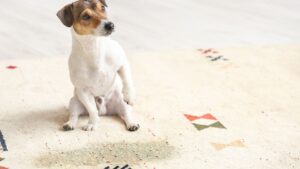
[63,23,139,131]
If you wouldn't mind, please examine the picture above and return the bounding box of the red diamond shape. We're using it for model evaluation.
[184,114,200,121]
[6,65,17,69]
[199,113,217,120]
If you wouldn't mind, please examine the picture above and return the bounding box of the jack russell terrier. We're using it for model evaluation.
[57,0,139,131]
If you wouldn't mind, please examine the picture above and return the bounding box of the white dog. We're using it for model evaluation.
[57,0,139,131]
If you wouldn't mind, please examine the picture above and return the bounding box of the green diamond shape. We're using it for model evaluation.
[192,123,209,131]
[210,121,226,129]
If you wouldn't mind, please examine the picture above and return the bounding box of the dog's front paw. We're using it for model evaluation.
[127,123,140,132]
[82,123,96,131]
[123,87,136,106]
[63,122,75,131]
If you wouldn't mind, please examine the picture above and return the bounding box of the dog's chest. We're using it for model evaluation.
[69,54,118,95]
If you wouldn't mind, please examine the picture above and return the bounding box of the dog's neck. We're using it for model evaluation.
[71,28,108,67]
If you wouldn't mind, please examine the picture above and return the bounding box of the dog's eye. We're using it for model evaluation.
[102,6,106,11]
[82,14,91,20]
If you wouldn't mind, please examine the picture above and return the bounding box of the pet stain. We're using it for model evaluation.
[35,140,175,168]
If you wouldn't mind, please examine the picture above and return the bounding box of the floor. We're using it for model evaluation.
[0,0,299,59]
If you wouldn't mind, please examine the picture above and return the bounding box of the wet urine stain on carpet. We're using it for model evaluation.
[35,140,175,168]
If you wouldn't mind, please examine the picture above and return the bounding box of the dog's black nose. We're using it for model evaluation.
[104,22,114,32]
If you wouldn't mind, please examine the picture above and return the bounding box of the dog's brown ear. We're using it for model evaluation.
[100,0,108,7]
[56,3,74,27]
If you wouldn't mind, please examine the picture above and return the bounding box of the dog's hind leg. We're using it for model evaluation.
[63,96,86,131]
[118,103,140,132]
[107,89,139,131]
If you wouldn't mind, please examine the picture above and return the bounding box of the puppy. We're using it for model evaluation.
[57,0,139,131]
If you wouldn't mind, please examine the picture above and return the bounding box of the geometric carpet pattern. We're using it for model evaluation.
[210,139,246,151]
[184,113,226,131]
[104,164,131,169]
[0,130,8,152]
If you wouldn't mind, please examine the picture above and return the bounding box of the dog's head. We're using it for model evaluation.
[57,0,114,36]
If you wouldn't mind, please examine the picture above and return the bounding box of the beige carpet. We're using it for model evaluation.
[0,44,300,169]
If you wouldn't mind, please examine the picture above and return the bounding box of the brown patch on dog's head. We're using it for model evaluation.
[57,0,109,35]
